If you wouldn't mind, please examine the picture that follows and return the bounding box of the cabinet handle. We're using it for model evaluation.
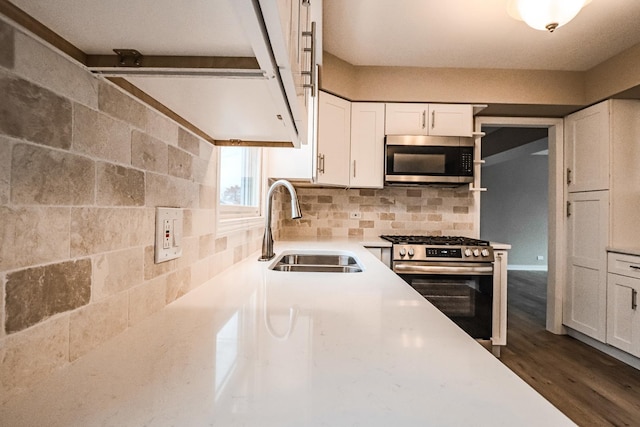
[353,160,356,178]
[421,111,426,129]
[317,154,325,174]
[633,289,638,310]
[302,22,317,96]
[432,110,435,129]
[566,201,571,217]
[567,168,572,185]
[630,265,640,271]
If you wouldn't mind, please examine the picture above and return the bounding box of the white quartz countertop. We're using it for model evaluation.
[0,240,571,426]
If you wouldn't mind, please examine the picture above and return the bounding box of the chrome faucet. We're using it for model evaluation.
[259,179,302,261]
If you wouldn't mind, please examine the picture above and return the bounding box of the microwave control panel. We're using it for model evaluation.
[461,150,473,175]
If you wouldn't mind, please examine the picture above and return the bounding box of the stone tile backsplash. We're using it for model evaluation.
[0,19,15,68]
[11,143,95,205]
[0,72,72,149]
[5,259,92,333]
[275,186,475,239]
[0,21,262,402]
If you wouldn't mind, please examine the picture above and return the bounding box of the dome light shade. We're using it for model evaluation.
[512,0,588,32]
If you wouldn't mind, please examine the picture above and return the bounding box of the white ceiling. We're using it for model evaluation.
[323,0,640,71]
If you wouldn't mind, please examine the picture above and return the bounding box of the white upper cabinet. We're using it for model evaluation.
[385,103,474,137]
[262,0,322,144]
[385,103,429,135]
[565,101,610,192]
[316,91,351,186]
[350,103,385,188]
[268,94,384,188]
[9,0,323,147]
[428,104,474,137]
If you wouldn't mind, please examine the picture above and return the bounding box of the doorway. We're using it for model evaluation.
[474,117,565,334]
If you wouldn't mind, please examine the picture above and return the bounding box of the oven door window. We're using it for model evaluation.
[402,273,493,340]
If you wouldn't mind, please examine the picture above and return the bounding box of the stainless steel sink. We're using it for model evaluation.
[269,252,363,273]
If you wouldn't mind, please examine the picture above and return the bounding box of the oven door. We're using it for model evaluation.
[394,262,493,339]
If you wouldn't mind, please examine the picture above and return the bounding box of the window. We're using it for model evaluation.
[217,146,264,233]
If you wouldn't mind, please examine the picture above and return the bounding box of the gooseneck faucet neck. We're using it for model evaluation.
[259,179,302,261]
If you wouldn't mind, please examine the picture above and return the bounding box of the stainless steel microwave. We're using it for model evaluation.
[385,135,474,185]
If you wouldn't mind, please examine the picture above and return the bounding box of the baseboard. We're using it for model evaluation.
[566,328,640,370]
[507,265,548,271]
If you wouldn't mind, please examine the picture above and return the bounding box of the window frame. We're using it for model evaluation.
[216,146,266,236]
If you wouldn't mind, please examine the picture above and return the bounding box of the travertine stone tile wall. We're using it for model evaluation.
[0,19,262,402]
[274,186,475,239]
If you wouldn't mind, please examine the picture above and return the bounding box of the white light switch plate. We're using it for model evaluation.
[155,207,183,263]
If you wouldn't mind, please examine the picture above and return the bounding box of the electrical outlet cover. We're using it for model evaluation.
[155,207,183,263]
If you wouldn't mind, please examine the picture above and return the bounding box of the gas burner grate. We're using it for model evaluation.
[379,235,490,246]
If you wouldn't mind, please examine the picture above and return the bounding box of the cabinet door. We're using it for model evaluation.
[428,104,473,137]
[563,190,609,341]
[565,101,610,192]
[385,103,429,135]
[266,142,313,180]
[350,103,385,188]
[606,273,640,356]
[316,91,350,186]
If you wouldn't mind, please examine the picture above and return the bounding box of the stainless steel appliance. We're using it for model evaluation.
[385,135,474,185]
[380,235,494,340]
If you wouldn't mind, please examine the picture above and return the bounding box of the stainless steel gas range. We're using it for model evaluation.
[380,235,501,350]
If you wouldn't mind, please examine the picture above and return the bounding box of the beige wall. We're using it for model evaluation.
[585,43,640,104]
[0,20,262,402]
[322,43,640,108]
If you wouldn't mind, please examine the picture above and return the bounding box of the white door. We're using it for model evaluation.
[564,190,609,341]
[316,91,350,186]
[565,101,610,192]
[384,103,428,135]
[428,104,473,137]
[606,273,639,355]
[350,103,385,188]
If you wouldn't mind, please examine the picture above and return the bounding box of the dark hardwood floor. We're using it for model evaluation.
[500,271,640,427]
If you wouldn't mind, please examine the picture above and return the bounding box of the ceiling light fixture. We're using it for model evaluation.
[508,0,590,32]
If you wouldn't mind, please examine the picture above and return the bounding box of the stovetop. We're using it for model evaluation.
[379,235,490,247]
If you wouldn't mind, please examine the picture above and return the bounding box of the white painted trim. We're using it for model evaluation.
[475,116,565,335]
[508,265,548,271]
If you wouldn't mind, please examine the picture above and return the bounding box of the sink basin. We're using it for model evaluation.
[269,252,363,273]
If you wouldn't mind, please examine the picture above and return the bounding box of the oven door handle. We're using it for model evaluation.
[394,263,494,275]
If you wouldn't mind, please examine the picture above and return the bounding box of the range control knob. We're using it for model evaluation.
[408,247,415,257]
[472,249,480,257]
[464,248,472,257]
[481,249,490,257]
[399,248,407,257]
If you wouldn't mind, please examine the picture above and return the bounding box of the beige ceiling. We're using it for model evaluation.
[323,0,640,71]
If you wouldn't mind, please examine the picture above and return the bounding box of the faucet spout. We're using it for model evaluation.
[259,179,301,261]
